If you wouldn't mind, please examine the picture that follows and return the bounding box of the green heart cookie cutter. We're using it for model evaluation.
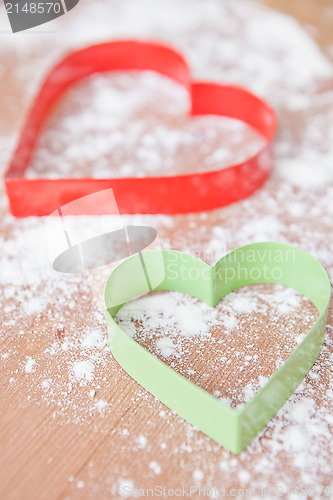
[104,242,331,453]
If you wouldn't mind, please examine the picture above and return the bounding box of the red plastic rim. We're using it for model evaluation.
[4,40,277,217]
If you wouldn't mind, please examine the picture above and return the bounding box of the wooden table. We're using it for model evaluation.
[1,1,333,499]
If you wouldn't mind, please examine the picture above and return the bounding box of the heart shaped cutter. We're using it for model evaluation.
[4,40,276,217]
[104,242,330,453]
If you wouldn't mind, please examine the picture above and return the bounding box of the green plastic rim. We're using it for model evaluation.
[104,242,331,454]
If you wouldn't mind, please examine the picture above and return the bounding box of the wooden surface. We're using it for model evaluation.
[1,1,333,499]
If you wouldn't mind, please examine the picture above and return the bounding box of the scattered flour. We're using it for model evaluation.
[118,478,134,498]
[242,376,269,405]
[155,338,178,358]
[193,469,204,481]
[276,158,331,188]
[137,435,147,449]
[149,461,162,475]
[73,360,95,382]
[25,357,36,374]
[0,0,333,496]
[81,327,106,349]
[116,285,318,407]
[95,399,108,412]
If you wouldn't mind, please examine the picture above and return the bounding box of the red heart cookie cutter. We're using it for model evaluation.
[4,40,277,217]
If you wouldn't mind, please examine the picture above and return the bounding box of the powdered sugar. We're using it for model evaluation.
[149,461,162,475]
[276,158,332,189]
[193,469,204,481]
[1,0,333,497]
[155,337,178,358]
[116,285,318,407]
[27,71,265,180]
[25,357,36,374]
[73,360,95,382]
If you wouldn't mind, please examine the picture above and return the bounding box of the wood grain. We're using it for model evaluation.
[1,1,333,499]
